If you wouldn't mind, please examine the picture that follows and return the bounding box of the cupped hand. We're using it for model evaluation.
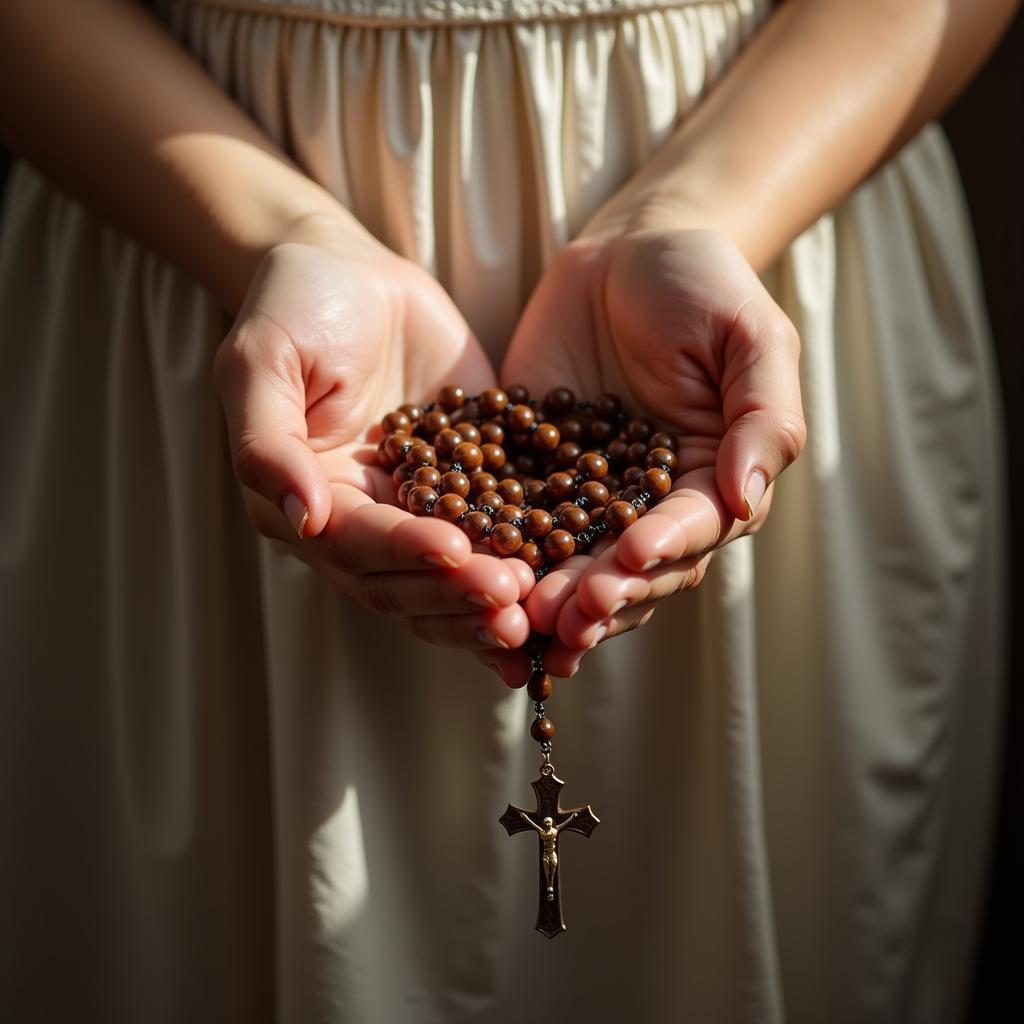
[215,213,531,655]
[496,228,806,680]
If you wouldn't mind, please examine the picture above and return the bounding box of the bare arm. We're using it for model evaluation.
[0,0,356,310]
[586,0,1020,269]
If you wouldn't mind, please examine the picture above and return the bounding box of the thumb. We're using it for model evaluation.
[715,297,807,522]
[215,314,332,539]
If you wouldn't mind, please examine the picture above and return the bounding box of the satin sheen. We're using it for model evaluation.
[0,1,1004,1022]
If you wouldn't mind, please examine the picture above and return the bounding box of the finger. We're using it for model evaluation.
[215,313,333,539]
[502,556,539,603]
[475,648,534,689]
[716,296,807,522]
[406,604,531,653]
[522,554,595,634]
[543,603,658,678]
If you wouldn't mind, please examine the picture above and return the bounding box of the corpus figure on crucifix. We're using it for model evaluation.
[516,811,579,900]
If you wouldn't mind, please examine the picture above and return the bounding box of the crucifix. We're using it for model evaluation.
[499,759,600,938]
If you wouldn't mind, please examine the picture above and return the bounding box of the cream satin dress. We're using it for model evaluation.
[0,1,1005,1022]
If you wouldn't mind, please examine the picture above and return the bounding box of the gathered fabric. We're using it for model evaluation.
[0,1,1004,1021]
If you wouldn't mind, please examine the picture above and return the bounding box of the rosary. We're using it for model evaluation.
[375,384,681,936]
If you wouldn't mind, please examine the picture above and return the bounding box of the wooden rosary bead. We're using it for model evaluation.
[437,384,465,412]
[523,508,553,539]
[475,490,504,511]
[497,478,525,505]
[453,442,484,471]
[578,480,610,508]
[469,472,499,497]
[481,443,507,472]
[605,500,638,532]
[544,386,576,416]
[546,472,577,503]
[461,510,492,541]
[506,403,536,432]
[399,403,423,423]
[554,441,583,469]
[526,671,553,701]
[397,480,416,507]
[450,400,480,426]
[589,505,606,526]
[557,416,586,444]
[530,717,556,742]
[479,388,510,417]
[588,418,615,445]
[626,441,649,466]
[649,431,679,453]
[495,504,524,525]
[496,462,519,480]
[592,392,622,420]
[531,422,560,453]
[543,529,575,563]
[606,438,629,465]
[576,452,609,480]
[524,479,548,506]
[433,428,463,459]
[646,447,679,475]
[440,471,471,497]
[621,486,647,513]
[626,418,654,443]
[623,465,645,487]
[434,493,469,523]
[407,444,438,468]
[490,523,524,556]
[455,421,481,444]
[384,431,414,464]
[515,454,540,477]
[518,541,545,571]
[602,473,622,494]
[422,409,451,435]
[393,463,414,485]
[407,485,438,516]
[506,384,530,405]
[556,505,589,532]
[414,466,442,489]
[478,421,505,446]
[382,410,412,434]
[642,467,673,499]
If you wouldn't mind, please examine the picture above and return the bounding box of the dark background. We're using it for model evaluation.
[0,9,1020,1019]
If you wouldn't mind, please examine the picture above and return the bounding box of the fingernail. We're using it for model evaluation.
[478,629,509,649]
[609,600,627,616]
[641,558,662,572]
[424,553,460,569]
[569,655,585,677]
[467,591,498,608]
[588,623,608,649]
[484,661,507,683]
[743,470,767,520]
[283,491,309,539]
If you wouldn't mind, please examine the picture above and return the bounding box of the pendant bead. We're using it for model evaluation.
[530,717,556,742]
[527,671,553,701]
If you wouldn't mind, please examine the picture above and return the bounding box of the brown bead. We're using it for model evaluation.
[497,462,518,480]
[603,473,622,494]
[530,422,560,453]
[440,471,471,497]
[543,529,576,563]
[527,671,553,701]
[621,487,647,513]
[437,384,465,413]
[422,410,451,435]
[461,510,492,541]
[382,410,412,435]
[576,453,609,480]
[399,403,423,424]
[524,479,548,507]
[557,416,586,444]
[546,472,577,502]
[588,418,615,445]
[554,441,583,469]
[497,478,525,505]
[646,447,679,475]
[506,403,536,432]
[469,472,499,497]
[495,504,524,525]
[589,505,606,526]
[384,431,414,464]
[475,490,504,511]
[626,441,649,466]
[530,717,556,742]
[450,400,480,426]
[592,392,623,420]
[523,508,553,539]
[518,541,545,571]
[544,387,576,416]
[414,466,442,489]
[623,465,645,487]
[433,493,469,523]
[479,388,510,417]
[407,486,438,516]
[557,504,590,532]
[433,428,463,459]
[515,454,540,476]
[605,500,638,532]
[579,480,610,508]
[649,431,679,453]
[490,523,524,556]
[478,421,505,446]
[452,442,484,471]
[406,444,438,468]
[397,480,416,507]
[626,418,655,443]
[455,422,481,444]
[642,467,673,499]
[506,384,530,405]
[607,438,630,465]
[481,443,507,472]
[393,463,414,485]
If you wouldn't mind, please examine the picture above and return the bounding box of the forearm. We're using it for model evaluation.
[586,0,1019,270]
[0,0,357,310]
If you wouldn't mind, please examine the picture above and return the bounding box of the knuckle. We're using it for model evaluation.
[231,433,266,491]
[329,524,368,575]
[776,414,808,464]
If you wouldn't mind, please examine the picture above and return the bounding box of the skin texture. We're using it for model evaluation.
[0,0,1017,682]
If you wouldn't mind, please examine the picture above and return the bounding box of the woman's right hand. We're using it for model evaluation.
[215,213,532,656]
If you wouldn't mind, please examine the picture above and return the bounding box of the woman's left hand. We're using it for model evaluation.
[494,228,806,681]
